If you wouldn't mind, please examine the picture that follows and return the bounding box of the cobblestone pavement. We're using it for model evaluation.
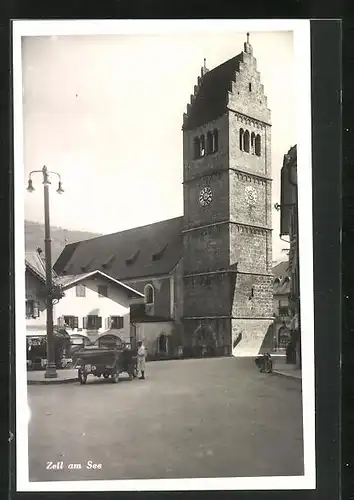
[27,357,304,482]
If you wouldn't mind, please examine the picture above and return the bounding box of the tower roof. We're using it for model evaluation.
[183,54,243,130]
[183,33,271,130]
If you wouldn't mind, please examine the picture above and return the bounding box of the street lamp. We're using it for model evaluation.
[27,165,64,379]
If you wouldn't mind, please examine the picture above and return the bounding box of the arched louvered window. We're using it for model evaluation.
[251,132,256,154]
[212,129,218,152]
[144,284,154,305]
[194,137,201,159]
[244,130,250,153]
[239,128,244,151]
[255,134,261,156]
[206,131,213,154]
[200,135,205,157]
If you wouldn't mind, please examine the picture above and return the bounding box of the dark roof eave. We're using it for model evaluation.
[25,263,46,283]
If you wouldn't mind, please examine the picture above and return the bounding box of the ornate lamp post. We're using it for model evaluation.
[27,165,64,378]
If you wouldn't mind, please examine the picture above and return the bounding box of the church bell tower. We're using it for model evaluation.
[182,34,274,356]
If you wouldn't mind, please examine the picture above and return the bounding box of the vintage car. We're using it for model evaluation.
[74,344,137,384]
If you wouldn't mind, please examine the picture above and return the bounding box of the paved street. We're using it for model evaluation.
[28,357,303,482]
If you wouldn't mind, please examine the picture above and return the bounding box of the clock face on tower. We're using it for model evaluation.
[199,186,213,207]
[245,185,257,205]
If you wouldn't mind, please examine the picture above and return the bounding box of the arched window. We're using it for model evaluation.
[244,130,250,153]
[255,134,261,156]
[212,129,218,152]
[206,131,213,154]
[144,284,154,305]
[239,128,244,151]
[200,135,205,157]
[194,137,201,159]
[251,132,256,154]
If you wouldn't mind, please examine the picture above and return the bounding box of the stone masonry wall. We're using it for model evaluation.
[183,272,231,318]
[229,170,268,227]
[183,170,229,229]
[229,112,268,177]
[229,225,268,274]
[183,317,232,352]
[231,273,273,318]
[227,51,271,125]
[183,114,229,184]
[183,223,229,275]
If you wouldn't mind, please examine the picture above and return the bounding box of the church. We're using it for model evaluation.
[54,34,274,358]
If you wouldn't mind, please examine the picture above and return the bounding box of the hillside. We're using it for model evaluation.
[25,220,102,263]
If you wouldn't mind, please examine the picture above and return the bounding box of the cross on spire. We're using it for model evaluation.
[247,32,250,44]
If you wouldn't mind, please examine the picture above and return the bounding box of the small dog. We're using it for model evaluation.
[255,353,273,373]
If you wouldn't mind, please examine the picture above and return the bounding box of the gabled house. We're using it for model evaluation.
[54,270,144,343]
[25,250,144,366]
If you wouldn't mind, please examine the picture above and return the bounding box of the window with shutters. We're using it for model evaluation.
[110,316,124,329]
[98,285,108,298]
[63,315,79,329]
[85,315,102,330]
[76,284,86,297]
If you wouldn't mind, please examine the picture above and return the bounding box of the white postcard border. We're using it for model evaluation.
[13,18,315,492]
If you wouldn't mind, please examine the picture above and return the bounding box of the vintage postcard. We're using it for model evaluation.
[13,19,315,492]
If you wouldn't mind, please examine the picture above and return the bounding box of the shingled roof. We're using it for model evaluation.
[54,216,183,281]
[183,54,243,130]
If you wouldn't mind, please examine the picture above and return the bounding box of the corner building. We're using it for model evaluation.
[54,35,274,357]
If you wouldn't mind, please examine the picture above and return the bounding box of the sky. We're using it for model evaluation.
[21,29,295,262]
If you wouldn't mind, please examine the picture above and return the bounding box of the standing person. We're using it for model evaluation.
[137,341,147,380]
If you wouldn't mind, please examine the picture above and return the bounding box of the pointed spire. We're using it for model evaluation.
[201,57,209,77]
[244,32,253,55]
